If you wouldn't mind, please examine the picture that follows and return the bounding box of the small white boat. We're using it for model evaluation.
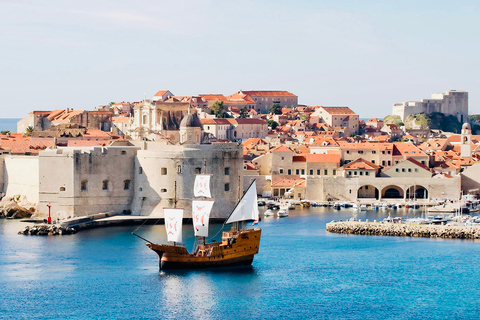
[264,209,275,217]
[277,210,289,217]
[359,204,367,211]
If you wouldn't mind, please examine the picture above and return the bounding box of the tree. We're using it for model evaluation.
[210,101,225,118]
[109,102,116,107]
[1,130,10,135]
[267,120,278,130]
[239,107,249,118]
[268,104,282,115]
[25,126,34,137]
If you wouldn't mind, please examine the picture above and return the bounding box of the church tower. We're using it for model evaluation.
[461,122,472,158]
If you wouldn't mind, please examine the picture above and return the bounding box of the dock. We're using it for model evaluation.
[326,220,480,239]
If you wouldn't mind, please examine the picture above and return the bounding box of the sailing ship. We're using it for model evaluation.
[145,176,261,270]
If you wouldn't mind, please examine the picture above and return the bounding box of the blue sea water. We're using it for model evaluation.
[1,207,480,319]
[0,118,20,132]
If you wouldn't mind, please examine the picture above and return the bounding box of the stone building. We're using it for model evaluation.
[392,90,468,123]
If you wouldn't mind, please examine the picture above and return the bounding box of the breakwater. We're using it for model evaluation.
[326,221,480,239]
[18,224,77,235]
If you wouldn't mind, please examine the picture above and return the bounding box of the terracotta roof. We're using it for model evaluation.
[343,158,381,170]
[393,143,427,156]
[272,145,293,153]
[198,94,227,102]
[293,154,340,163]
[153,90,170,97]
[243,162,258,171]
[239,90,296,97]
[405,158,431,171]
[242,138,268,147]
[67,140,109,147]
[112,117,130,123]
[320,107,357,115]
[0,137,55,154]
[232,118,267,125]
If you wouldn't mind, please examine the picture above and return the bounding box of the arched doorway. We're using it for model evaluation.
[406,185,428,200]
[381,185,404,199]
[357,185,379,199]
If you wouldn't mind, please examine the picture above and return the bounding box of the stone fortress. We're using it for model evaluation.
[392,90,468,123]
[2,105,244,220]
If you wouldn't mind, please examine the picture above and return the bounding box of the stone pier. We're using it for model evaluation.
[326,221,480,239]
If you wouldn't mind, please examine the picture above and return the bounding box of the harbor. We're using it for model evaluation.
[3,206,480,319]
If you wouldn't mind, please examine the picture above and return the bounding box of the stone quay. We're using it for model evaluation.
[326,221,480,239]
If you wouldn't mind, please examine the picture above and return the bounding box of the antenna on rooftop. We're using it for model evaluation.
[144,93,146,101]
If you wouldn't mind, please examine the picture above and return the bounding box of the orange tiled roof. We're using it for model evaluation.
[112,117,130,123]
[153,90,170,97]
[239,90,296,97]
[272,145,293,153]
[343,158,380,170]
[320,107,357,115]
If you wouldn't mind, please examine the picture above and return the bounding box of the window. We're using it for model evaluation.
[296,169,299,175]
[280,169,284,174]
[102,180,109,190]
[348,171,352,176]
[225,183,230,192]
[360,171,363,175]
[310,169,313,175]
[60,187,66,192]
[358,151,363,154]
[365,171,369,176]
[421,161,426,165]
[139,167,143,174]
[317,169,320,175]
[161,168,167,175]
[124,180,131,190]
[382,151,385,154]
[177,165,182,174]
[415,168,419,172]
[408,168,412,173]
[382,161,385,166]
[346,150,350,154]
[372,150,376,154]
[333,170,336,175]
[402,168,405,172]
[396,168,399,172]
[324,169,328,175]
[372,160,375,164]
[121,150,127,155]
[301,169,305,175]
[388,151,391,154]
[281,157,284,160]
[161,188,167,192]
[388,161,391,166]
[354,171,357,175]
[81,180,88,191]
[195,167,201,174]
[366,186,369,189]
[288,169,291,175]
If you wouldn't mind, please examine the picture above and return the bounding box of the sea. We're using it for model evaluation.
[0,118,20,132]
[1,207,480,319]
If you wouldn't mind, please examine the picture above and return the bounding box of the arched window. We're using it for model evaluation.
[60,187,66,192]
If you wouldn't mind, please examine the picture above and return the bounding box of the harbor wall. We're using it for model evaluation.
[4,155,39,204]
[326,221,480,239]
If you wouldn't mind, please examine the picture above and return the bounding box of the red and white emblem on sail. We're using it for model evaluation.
[192,200,214,237]
[194,175,211,198]
[164,208,183,243]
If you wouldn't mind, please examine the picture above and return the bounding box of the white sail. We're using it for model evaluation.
[225,180,259,225]
[192,200,214,237]
[164,208,183,243]
[194,175,211,198]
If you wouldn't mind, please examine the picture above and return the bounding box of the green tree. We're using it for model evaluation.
[25,126,34,136]
[109,102,116,107]
[1,130,10,135]
[267,120,278,130]
[268,103,282,115]
[210,101,225,118]
[239,106,249,118]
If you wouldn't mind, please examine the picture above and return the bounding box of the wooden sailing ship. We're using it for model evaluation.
[145,176,261,270]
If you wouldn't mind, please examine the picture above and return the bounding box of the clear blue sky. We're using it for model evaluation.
[1,0,479,118]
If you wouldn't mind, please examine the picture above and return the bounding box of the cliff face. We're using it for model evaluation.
[385,112,462,133]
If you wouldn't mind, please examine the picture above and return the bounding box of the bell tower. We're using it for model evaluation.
[461,122,472,158]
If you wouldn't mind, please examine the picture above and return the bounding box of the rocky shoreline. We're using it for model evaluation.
[326,221,480,239]
[18,224,77,236]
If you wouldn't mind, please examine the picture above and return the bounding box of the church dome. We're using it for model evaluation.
[180,112,203,129]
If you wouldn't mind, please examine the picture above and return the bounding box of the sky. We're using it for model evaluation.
[1,0,479,119]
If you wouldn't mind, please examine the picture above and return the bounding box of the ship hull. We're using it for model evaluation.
[147,228,261,270]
